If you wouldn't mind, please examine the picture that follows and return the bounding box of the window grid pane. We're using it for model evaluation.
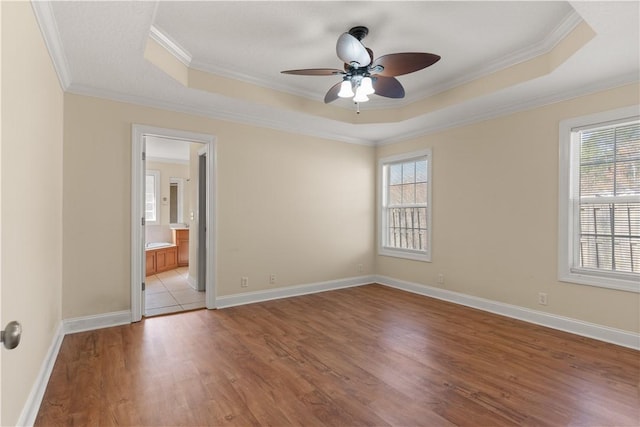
[385,157,429,252]
[578,202,640,273]
[577,120,639,276]
[388,207,428,251]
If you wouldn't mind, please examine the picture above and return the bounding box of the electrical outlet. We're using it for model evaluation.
[538,292,548,305]
[269,274,276,284]
[437,273,445,284]
[241,277,249,288]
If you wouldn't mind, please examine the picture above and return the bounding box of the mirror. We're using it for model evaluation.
[169,177,185,224]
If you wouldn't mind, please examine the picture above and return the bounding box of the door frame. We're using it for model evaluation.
[131,124,217,321]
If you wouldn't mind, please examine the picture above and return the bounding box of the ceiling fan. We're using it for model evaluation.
[281,26,441,107]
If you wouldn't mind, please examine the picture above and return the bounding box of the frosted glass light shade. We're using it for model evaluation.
[338,80,354,98]
[353,86,369,102]
[360,76,375,95]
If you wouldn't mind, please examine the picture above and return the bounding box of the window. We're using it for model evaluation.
[145,170,160,225]
[559,106,640,292]
[379,149,432,261]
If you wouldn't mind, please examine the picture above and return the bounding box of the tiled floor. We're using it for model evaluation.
[145,267,206,316]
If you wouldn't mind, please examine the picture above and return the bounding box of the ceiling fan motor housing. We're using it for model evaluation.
[348,26,369,41]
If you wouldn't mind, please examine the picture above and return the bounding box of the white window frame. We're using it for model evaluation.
[378,149,432,262]
[558,105,640,293]
[145,169,160,225]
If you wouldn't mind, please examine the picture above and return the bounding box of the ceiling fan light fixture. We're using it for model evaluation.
[282,26,440,110]
[353,86,369,103]
[360,76,375,95]
[338,80,354,98]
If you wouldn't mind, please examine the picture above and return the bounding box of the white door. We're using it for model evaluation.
[131,125,217,321]
[140,136,147,315]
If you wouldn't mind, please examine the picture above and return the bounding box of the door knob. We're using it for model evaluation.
[1,321,22,350]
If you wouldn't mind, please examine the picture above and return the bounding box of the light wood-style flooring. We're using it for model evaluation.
[35,284,639,426]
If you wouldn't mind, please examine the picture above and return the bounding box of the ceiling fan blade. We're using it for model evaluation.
[372,76,405,98]
[281,68,344,76]
[371,53,441,77]
[324,82,342,103]
[336,33,371,67]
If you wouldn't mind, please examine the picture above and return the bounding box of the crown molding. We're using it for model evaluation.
[148,25,340,106]
[185,8,584,110]
[190,60,325,102]
[65,83,374,146]
[376,72,640,146]
[149,24,192,66]
[405,9,585,105]
[31,0,72,90]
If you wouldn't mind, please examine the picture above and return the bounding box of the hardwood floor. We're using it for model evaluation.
[35,284,639,426]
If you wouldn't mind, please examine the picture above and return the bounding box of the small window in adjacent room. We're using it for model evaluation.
[145,170,160,225]
[559,106,639,292]
[379,149,432,262]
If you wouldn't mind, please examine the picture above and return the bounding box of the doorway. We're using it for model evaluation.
[131,125,216,322]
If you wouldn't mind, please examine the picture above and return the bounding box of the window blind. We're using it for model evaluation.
[578,121,640,273]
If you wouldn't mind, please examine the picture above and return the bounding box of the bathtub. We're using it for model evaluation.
[145,242,174,250]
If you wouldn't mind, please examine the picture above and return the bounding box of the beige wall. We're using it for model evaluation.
[62,94,376,318]
[1,2,64,425]
[1,3,636,423]
[376,83,640,333]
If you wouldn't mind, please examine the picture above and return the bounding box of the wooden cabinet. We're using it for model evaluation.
[156,246,177,272]
[145,246,178,276]
[146,251,156,276]
[173,229,189,267]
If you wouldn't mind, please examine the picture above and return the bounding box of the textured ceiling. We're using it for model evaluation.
[38,1,640,145]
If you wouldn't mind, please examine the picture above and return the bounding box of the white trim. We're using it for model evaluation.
[64,71,639,149]
[149,25,192,67]
[31,0,72,90]
[63,310,132,334]
[13,275,639,426]
[216,275,376,309]
[411,10,583,104]
[375,275,640,350]
[377,72,640,146]
[68,82,373,147]
[16,322,65,427]
[558,106,640,293]
[17,311,132,425]
[198,144,218,309]
[132,125,217,321]
[192,9,583,108]
[378,149,432,262]
[132,126,146,321]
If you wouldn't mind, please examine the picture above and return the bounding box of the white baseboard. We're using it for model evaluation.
[63,310,132,334]
[16,274,638,426]
[216,275,376,309]
[375,275,640,350]
[17,311,133,425]
[16,321,65,427]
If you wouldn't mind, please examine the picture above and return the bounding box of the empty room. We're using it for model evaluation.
[1,1,639,426]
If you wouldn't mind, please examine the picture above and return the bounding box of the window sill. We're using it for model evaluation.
[379,247,431,262]
[559,269,639,293]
